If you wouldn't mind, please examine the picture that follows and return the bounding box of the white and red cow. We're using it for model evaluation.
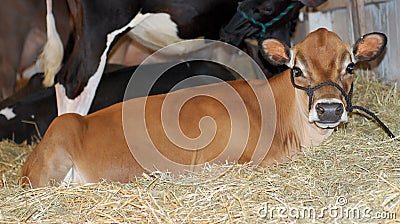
[41,0,326,116]
[21,28,387,187]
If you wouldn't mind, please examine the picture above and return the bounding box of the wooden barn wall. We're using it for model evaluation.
[291,0,400,82]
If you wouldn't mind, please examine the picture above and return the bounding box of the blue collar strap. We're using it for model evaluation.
[238,2,296,34]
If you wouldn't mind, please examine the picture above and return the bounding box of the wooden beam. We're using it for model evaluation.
[356,0,366,35]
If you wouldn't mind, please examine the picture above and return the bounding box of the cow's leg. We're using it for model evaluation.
[21,113,84,188]
[17,28,46,79]
[55,14,151,115]
[21,142,74,188]
[0,62,16,100]
[40,0,64,88]
[0,34,22,99]
[54,24,126,115]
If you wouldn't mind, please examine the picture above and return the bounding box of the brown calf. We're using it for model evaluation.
[21,28,387,187]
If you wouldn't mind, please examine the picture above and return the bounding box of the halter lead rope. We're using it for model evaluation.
[238,2,296,35]
[290,70,396,139]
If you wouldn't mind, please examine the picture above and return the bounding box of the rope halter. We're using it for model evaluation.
[290,68,396,139]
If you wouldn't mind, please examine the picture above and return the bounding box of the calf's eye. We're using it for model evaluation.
[346,63,355,74]
[292,67,303,77]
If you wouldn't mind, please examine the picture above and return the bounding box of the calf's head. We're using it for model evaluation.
[260,28,387,128]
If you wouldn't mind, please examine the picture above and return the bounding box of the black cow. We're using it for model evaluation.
[41,0,326,116]
[0,61,239,144]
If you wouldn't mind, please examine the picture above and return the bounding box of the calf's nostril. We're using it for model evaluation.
[335,105,344,115]
[316,103,325,116]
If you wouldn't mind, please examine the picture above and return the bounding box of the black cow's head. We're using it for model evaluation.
[221,0,302,46]
[220,0,301,77]
[220,0,327,78]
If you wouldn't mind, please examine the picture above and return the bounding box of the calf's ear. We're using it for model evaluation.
[353,32,387,62]
[259,38,291,66]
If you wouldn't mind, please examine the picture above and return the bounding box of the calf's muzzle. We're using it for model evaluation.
[316,102,344,123]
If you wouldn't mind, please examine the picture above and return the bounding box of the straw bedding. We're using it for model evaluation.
[0,73,399,223]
